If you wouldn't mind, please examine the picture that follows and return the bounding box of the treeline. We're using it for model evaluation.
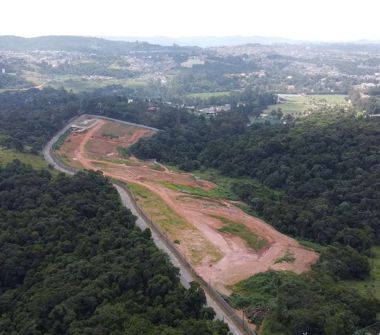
[0,74,31,89]
[131,112,380,253]
[350,90,380,115]
[0,88,79,152]
[0,161,229,335]
[0,85,274,154]
[39,61,136,79]
[229,260,379,335]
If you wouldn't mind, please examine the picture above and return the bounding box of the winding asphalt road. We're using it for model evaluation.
[43,115,248,335]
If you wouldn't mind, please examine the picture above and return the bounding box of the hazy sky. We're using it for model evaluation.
[1,0,379,41]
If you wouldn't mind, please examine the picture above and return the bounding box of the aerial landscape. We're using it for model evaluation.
[0,1,380,335]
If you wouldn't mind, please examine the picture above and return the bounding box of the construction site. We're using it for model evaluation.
[55,116,318,294]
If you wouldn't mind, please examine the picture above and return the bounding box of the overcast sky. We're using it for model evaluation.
[1,0,379,41]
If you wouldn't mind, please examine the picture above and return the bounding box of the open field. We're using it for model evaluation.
[22,71,149,93]
[259,94,349,121]
[186,91,231,99]
[55,117,318,293]
[0,147,52,170]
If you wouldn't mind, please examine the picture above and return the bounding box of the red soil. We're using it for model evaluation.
[60,118,319,293]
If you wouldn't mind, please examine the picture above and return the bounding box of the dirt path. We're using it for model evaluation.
[60,118,318,293]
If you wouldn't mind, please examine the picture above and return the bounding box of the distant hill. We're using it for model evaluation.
[105,35,300,47]
[0,35,199,54]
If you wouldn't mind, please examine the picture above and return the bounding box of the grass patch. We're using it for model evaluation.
[127,183,187,232]
[159,181,230,199]
[0,147,52,171]
[117,146,130,158]
[151,163,165,171]
[296,239,326,253]
[211,214,267,251]
[193,169,282,201]
[52,129,71,150]
[308,94,348,104]
[126,182,222,265]
[234,202,261,217]
[343,246,380,302]
[100,122,135,138]
[186,91,230,99]
[228,271,296,325]
[39,74,149,93]
[102,131,119,139]
[261,94,349,120]
[53,152,78,169]
[274,250,295,264]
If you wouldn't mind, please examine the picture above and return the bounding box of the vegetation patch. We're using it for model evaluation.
[150,162,165,171]
[211,214,267,251]
[160,180,231,199]
[261,94,349,120]
[186,91,230,99]
[274,250,295,264]
[53,150,83,169]
[194,169,281,203]
[229,268,379,334]
[0,147,51,170]
[343,246,380,301]
[52,129,71,150]
[117,146,130,158]
[102,131,119,139]
[126,182,222,265]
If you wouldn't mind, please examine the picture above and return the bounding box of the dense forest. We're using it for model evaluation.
[0,162,229,335]
[0,88,79,152]
[131,112,380,254]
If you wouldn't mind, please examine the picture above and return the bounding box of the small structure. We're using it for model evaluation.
[70,125,88,133]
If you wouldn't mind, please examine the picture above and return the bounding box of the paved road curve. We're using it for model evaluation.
[43,115,247,335]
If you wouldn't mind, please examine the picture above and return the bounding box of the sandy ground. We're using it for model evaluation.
[59,118,318,293]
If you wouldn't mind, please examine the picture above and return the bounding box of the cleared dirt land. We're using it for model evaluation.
[56,116,318,293]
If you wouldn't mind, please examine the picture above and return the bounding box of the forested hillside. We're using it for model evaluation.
[229,264,379,335]
[131,113,380,253]
[0,88,79,152]
[0,162,228,335]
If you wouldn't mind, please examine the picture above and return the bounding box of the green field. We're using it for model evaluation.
[159,180,231,199]
[343,246,380,301]
[260,94,349,120]
[186,91,230,99]
[127,182,188,233]
[193,169,282,203]
[0,147,51,170]
[22,71,149,93]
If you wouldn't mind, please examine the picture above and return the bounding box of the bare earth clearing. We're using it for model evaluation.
[57,116,318,293]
